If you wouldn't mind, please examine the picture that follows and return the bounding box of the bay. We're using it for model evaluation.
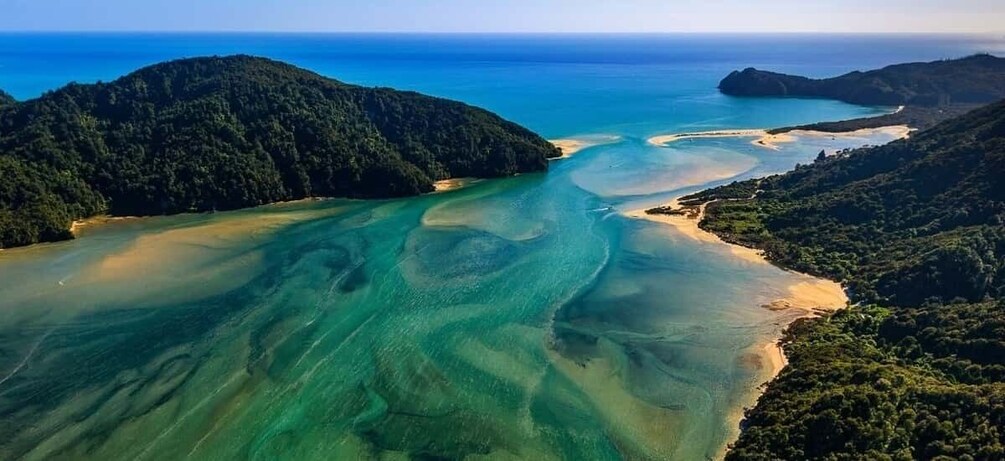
[0,33,1000,460]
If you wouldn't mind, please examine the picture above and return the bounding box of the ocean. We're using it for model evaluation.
[0,33,1001,460]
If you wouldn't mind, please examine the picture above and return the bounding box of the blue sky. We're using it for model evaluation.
[1,0,1002,33]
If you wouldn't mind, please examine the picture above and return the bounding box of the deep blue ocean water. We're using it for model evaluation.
[2,33,1003,137]
[0,34,1002,460]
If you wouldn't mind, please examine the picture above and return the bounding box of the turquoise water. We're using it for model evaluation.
[0,34,1002,460]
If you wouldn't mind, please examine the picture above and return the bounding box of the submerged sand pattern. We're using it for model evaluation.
[648,125,912,151]
[0,122,898,461]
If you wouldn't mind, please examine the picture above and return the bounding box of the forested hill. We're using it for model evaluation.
[686,101,1005,459]
[0,90,14,106]
[719,54,1005,107]
[0,55,560,249]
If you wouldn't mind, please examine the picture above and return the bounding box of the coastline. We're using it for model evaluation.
[67,197,336,238]
[70,215,140,237]
[433,177,478,192]
[625,199,848,315]
[624,199,767,265]
[549,135,621,160]
[624,197,848,460]
[647,129,767,147]
[781,125,913,146]
[647,125,912,151]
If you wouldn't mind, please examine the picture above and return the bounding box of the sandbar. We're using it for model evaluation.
[648,125,912,152]
[647,129,767,147]
[549,135,620,160]
[784,125,913,143]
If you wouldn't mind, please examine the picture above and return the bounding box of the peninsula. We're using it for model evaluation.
[720,54,1005,133]
[655,100,1005,459]
[0,56,560,249]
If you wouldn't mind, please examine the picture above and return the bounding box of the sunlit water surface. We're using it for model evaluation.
[0,34,999,460]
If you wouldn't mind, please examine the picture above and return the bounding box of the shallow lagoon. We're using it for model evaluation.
[0,33,994,460]
[0,129,902,460]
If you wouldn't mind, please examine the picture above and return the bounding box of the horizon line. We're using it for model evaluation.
[0,30,1002,36]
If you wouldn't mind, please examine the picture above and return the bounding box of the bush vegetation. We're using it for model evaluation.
[0,56,560,248]
[686,101,1005,459]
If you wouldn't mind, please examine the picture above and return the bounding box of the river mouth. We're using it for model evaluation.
[0,127,903,460]
[0,32,965,460]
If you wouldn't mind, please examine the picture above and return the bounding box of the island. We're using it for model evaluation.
[0,55,561,249]
[720,54,1005,133]
[652,100,1005,459]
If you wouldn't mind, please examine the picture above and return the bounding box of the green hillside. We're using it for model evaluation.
[719,54,1005,107]
[0,56,560,248]
[0,90,14,107]
[684,101,1005,460]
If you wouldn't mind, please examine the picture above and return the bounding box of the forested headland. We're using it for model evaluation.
[720,54,1005,134]
[719,54,1005,107]
[682,101,1005,460]
[0,56,560,248]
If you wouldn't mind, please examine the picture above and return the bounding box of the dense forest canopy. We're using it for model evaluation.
[684,101,1005,460]
[719,54,1005,107]
[0,90,14,107]
[0,55,560,249]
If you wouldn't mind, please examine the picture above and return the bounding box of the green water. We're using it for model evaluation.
[0,129,904,460]
[4,31,997,460]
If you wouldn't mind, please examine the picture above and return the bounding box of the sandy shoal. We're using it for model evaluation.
[625,196,848,460]
[433,178,477,193]
[648,125,912,152]
[549,135,620,160]
[85,208,334,283]
[624,199,767,265]
[71,216,140,237]
[647,129,767,147]
[785,125,913,143]
[624,197,848,313]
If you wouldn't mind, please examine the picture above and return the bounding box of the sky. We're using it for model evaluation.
[0,0,1003,34]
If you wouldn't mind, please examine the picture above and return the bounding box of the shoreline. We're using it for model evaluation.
[432,177,478,193]
[68,197,336,238]
[625,199,848,315]
[647,125,912,151]
[624,198,848,459]
[647,129,766,147]
[549,135,621,160]
[767,104,975,135]
[70,215,138,237]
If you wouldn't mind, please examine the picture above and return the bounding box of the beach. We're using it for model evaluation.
[626,199,847,312]
[550,135,621,159]
[3,33,967,461]
[433,177,477,192]
[783,125,913,145]
[647,129,767,147]
[625,200,767,265]
[625,196,848,456]
[648,125,912,151]
[646,128,797,150]
[70,216,136,237]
